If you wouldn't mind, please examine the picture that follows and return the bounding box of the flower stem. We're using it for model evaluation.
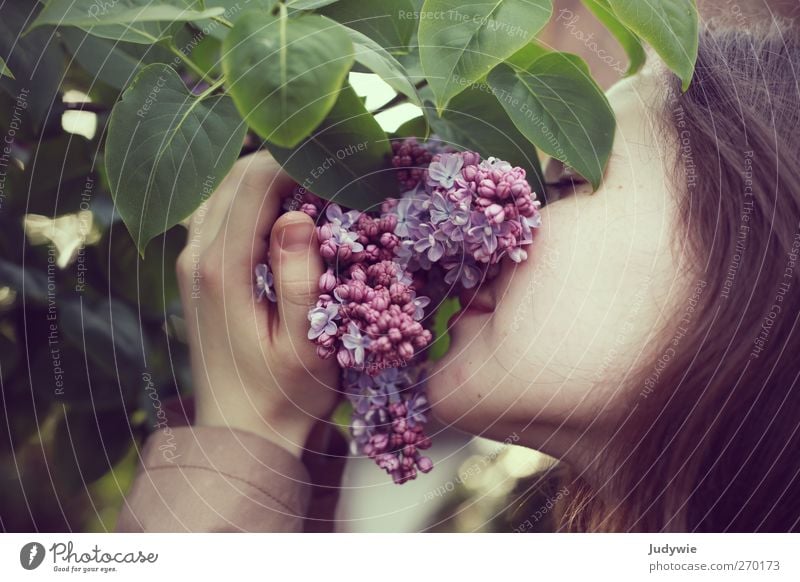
[211,15,234,28]
[169,44,209,81]
[197,76,227,100]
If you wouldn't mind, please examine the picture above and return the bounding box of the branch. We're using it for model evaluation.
[370,81,427,116]
[63,102,109,114]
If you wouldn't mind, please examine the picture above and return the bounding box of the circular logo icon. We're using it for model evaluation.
[19,542,45,570]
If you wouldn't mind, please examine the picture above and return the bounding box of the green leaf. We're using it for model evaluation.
[319,0,415,53]
[344,26,420,105]
[27,295,147,411]
[222,11,354,148]
[426,83,543,192]
[60,297,145,383]
[106,64,246,255]
[418,0,553,112]
[487,53,615,189]
[581,0,645,76]
[0,57,13,79]
[287,0,341,9]
[103,227,186,316]
[53,406,134,493]
[187,32,223,78]
[428,297,460,361]
[506,42,548,69]
[0,1,66,132]
[200,0,277,40]
[24,135,98,216]
[605,0,698,90]
[60,28,143,90]
[31,0,224,28]
[395,115,429,139]
[267,83,395,210]
[33,0,220,44]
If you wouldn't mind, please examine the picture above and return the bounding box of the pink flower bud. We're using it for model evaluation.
[301,203,318,218]
[478,179,496,197]
[318,224,333,241]
[320,240,337,260]
[334,284,350,301]
[337,245,352,261]
[337,348,353,368]
[462,151,481,165]
[461,164,479,182]
[485,203,506,224]
[373,433,389,452]
[380,232,398,248]
[316,345,335,360]
[511,179,530,197]
[398,342,414,360]
[372,294,389,311]
[495,180,512,199]
[417,456,433,473]
[318,269,337,292]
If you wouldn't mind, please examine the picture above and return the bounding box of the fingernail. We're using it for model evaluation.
[280,221,313,252]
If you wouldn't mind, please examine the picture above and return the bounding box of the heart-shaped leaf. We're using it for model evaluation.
[320,0,416,53]
[425,84,543,193]
[106,64,246,255]
[419,0,553,112]
[580,0,645,76]
[267,83,395,210]
[60,29,143,90]
[394,115,429,139]
[506,42,549,69]
[605,0,698,90]
[344,26,420,105]
[200,0,278,40]
[487,53,615,189]
[222,10,354,148]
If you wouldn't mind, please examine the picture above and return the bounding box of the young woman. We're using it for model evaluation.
[117,21,800,533]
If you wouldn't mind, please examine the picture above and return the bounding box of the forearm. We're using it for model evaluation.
[116,426,312,532]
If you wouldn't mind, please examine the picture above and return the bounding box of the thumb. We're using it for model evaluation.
[270,211,324,347]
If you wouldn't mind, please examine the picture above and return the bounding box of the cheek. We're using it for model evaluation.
[427,299,543,430]
[427,336,502,430]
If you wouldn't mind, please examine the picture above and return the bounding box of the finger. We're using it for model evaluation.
[270,211,324,350]
[214,151,295,288]
[187,153,255,254]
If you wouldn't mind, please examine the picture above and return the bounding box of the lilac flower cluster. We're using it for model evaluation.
[255,139,540,484]
[345,368,433,484]
[387,139,542,289]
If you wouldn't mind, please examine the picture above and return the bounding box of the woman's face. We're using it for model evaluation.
[428,65,688,461]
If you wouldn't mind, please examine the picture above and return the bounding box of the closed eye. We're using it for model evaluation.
[545,174,589,201]
[543,158,590,202]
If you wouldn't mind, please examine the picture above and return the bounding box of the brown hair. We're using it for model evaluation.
[558,21,800,532]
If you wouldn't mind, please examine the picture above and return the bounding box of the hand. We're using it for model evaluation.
[176,151,340,457]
